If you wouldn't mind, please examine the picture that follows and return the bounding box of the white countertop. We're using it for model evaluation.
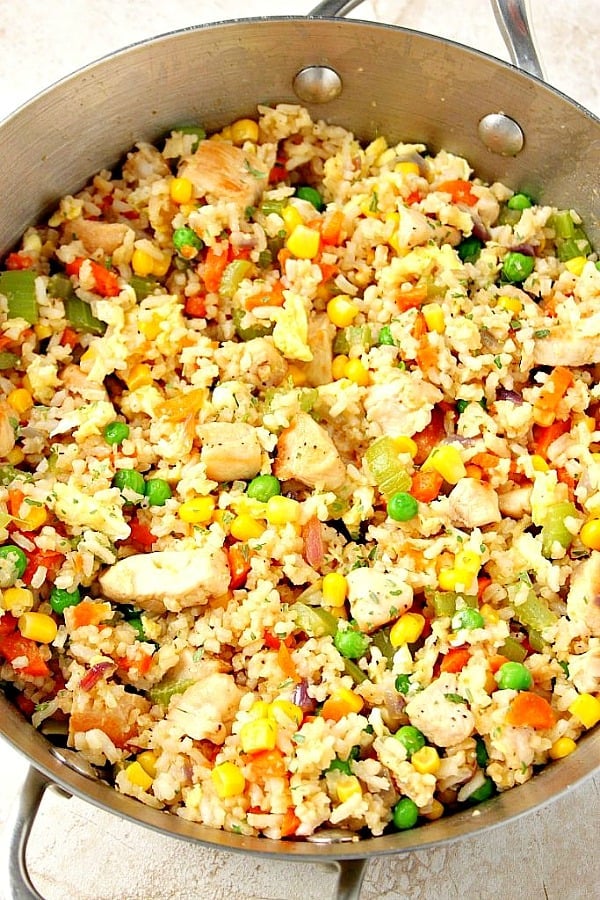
[0,2,598,899]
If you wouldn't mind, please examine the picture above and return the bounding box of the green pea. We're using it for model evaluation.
[334,628,370,660]
[387,492,419,522]
[457,235,483,263]
[295,186,324,211]
[395,674,410,694]
[507,193,533,210]
[127,616,146,641]
[50,586,81,614]
[393,725,426,758]
[456,399,470,414]
[475,736,489,768]
[502,251,535,283]
[145,478,172,507]
[247,474,281,502]
[112,468,146,499]
[0,544,28,586]
[392,796,419,830]
[103,421,130,445]
[494,661,533,691]
[378,325,396,346]
[468,776,496,803]
[173,226,203,257]
[452,607,485,630]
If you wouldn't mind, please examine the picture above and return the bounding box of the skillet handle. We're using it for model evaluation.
[309,0,544,80]
[330,859,368,899]
[1,766,51,900]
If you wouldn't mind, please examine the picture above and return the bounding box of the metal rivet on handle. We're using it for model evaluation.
[478,112,525,156]
[293,66,343,104]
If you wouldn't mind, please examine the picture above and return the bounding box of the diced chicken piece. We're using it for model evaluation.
[395,206,432,250]
[364,371,443,437]
[197,421,262,482]
[405,674,475,747]
[167,672,242,743]
[62,217,133,256]
[448,478,501,528]
[0,401,16,458]
[533,326,600,367]
[300,314,335,387]
[345,567,413,633]
[568,645,600,694]
[498,486,532,519]
[178,140,263,213]
[61,364,109,402]
[69,685,150,749]
[566,553,600,636]
[273,411,346,491]
[122,142,171,185]
[215,338,288,388]
[99,547,231,614]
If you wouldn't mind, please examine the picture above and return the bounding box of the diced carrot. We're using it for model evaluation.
[129,518,156,550]
[410,469,444,502]
[464,464,483,480]
[65,257,120,297]
[470,452,501,470]
[245,280,285,311]
[263,629,282,650]
[227,543,251,589]
[416,336,438,371]
[532,419,570,458]
[277,641,301,683]
[6,253,34,270]
[533,366,573,425]
[7,489,24,518]
[67,600,110,630]
[413,407,446,465]
[269,156,287,184]
[184,294,207,317]
[477,575,492,600]
[440,647,471,673]
[411,311,427,341]
[435,179,478,206]
[405,190,423,206]
[22,549,64,586]
[277,247,292,270]
[280,807,301,838]
[157,387,206,422]
[245,748,287,780]
[556,466,576,500]
[488,654,509,674]
[0,632,50,678]
[302,515,324,569]
[117,651,154,675]
[202,244,229,292]
[320,210,345,246]
[0,613,18,636]
[505,691,555,729]
[60,326,80,348]
[396,283,428,312]
[321,689,363,722]
[318,262,338,283]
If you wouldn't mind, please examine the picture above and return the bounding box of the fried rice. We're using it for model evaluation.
[0,103,598,840]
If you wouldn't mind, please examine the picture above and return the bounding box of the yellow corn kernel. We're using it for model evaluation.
[79,346,98,372]
[125,363,153,392]
[422,445,467,484]
[169,177,194,204]
[239,717,277,754]
[454,549,481,574]
[178,496,216,525]
[230,514,266,541]
[411,746,441,775]
[281,205,304,234]
[422,798,444,821]
[6,447,25,466]
[343,358,370,386]
[287,364,308,387]
[335,775,362,803]
[230,118,259,145]
[390,612,426,647]
[438,567,474,592]
[2,587,34,613]
[248,700,272,720]
[326,687,364,717]
[332,354,350,380]
[125,761,153,791]
[286,224,321,260]
[137,750,158,779]
[564,256,587,276]
[568,693,600,729]
[34,323,53,340]
[480,603,500,624]
[152,252,171,278]
[365,136,387,162]
[219,125,233,141]
[530,454,549,472]
[327,295,359,328]
[7,388,33,416]
[211,761,246,798]
[131,248,156,277]
[21,504,48,532]
[422,302,445,334]
[270,699,303,727]
[395,160,420,176]
[392,435,418,458]
[322,572,348,608]
[579,518,600,551]
[549,736,577,760]
[18,611,57,644]
[138,315,162,341]
[265,495,300,526]
[497,295,522,314]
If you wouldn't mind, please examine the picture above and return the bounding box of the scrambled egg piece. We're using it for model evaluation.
[51,482,130,541]
[272,291,313,362]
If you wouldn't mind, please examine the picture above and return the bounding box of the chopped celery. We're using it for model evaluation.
[219,260,252,299]
[550,210,592,261]
[291,602,338,638]
[260,198,288,216]
[0,351,19,370]
[541,500,579,558]
[498,635,528,663]
[512,587,558,632]
[344,658,368,683]
[364,436,411,498]
[370,627,395,665]
[0,270,38,324]
[298,388,318,413]
[148,677,195,707]
[232,307,274,341]
[527,629,547,652]
[48,272,105,335]
[129,275,158,301]
[0,464,32,486]
[47,273,73,301]
[425,589,478,618]
[333,324,374,355]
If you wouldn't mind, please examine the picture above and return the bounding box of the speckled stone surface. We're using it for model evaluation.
[0,3,598,899]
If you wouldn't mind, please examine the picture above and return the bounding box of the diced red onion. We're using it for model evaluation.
[441,435,476,448]
[292,679,317,714]
[496,388,524,404]
[471,219,491,243]
[511,243,536,257]
[79,660,115,692]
